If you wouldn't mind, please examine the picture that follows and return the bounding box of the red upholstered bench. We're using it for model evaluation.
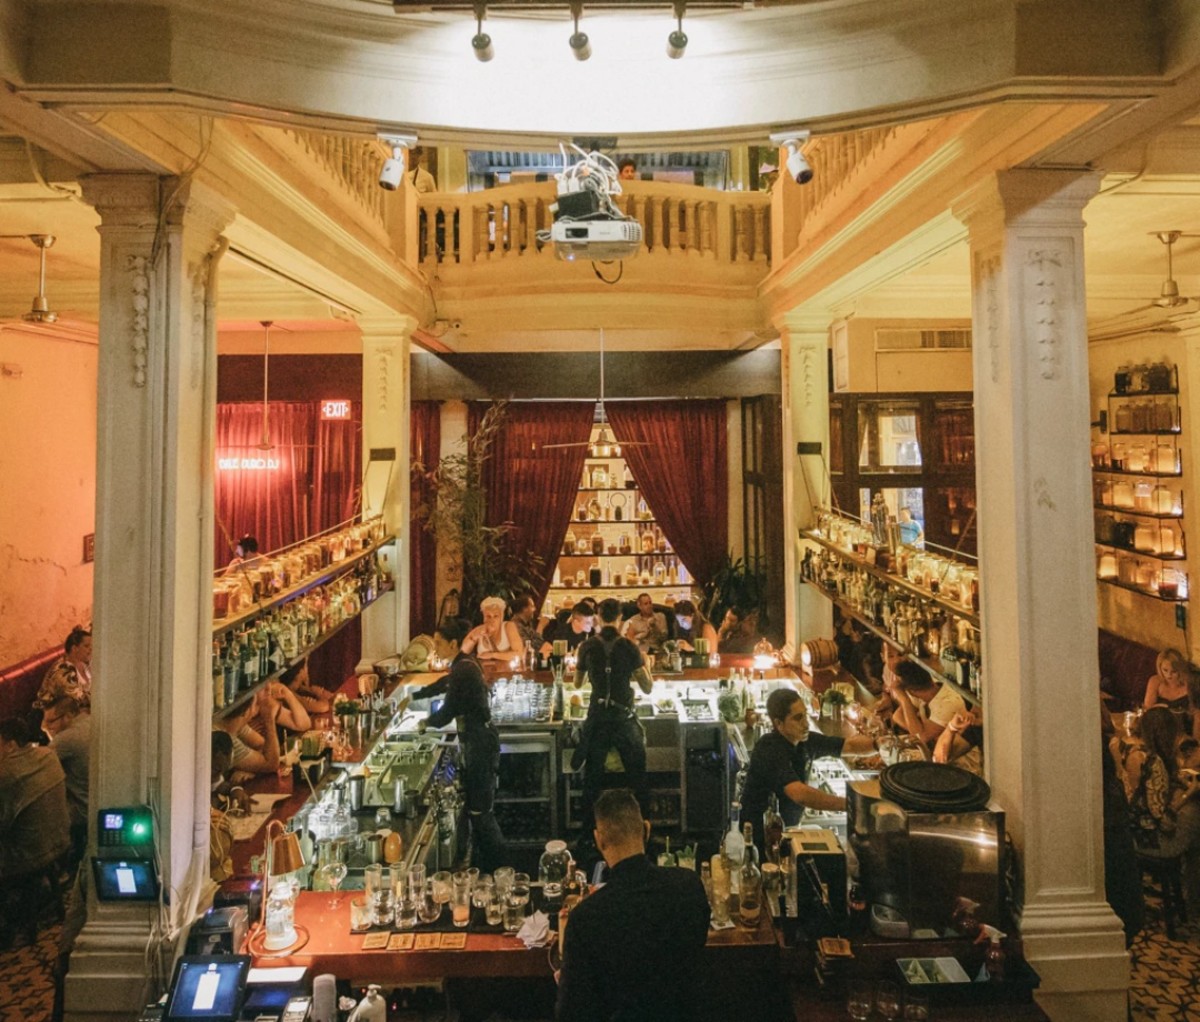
[1097,628,1160,712]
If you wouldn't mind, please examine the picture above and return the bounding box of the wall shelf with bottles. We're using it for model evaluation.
[1091,360,1187,603]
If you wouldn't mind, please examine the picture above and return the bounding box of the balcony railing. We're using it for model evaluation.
[791,127,900,228]
[417,181,770,268]
[281,129,390,230]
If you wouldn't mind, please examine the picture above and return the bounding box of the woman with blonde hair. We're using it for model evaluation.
[1144,647,1197,737]
[461,596,523,661]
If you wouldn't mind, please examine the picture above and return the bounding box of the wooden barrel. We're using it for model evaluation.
[800,637,839,670]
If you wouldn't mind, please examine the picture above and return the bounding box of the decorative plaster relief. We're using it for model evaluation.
[189,261,206,392]
[799,343,818,404]
[374,344,396,414]
[980,254,1001,384]
[127,255,150,388]
[1033,477,1057,513]
[1026,248,1064,381]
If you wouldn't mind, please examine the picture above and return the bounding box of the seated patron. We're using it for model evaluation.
[462,596,524,660]
[672,600,717,654]
[932,704,983,775]
[556,788,710,1022]
[622,593,668,652]
[36,627,93,712]
[209,731,236,882]
[281,658,336,717]
[885,660,966,747]
[547,603,595,653]
[716,606,759,655]
[0,718,70,884]
[42,696,91,865]
[1144,647,1197,737]
[510,594,552,655]
[213,689,283,779]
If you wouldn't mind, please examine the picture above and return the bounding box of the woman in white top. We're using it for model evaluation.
[462,596,523,660]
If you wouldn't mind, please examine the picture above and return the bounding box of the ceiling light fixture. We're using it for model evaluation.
[471,2,494,61]
[22,234,58,324]
[769,128,813,185]
[569,1,591,61]
[666,0,688,59]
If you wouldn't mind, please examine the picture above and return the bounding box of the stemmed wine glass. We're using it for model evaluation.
[319,861,349,907]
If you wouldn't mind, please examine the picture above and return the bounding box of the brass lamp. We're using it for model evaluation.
[261,819,306,952]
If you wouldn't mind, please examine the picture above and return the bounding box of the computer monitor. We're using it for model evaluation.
[164,956,251,1022]
[91,858,160,902]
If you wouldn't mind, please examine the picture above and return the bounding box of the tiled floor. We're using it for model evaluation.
[2,895,1197,1022]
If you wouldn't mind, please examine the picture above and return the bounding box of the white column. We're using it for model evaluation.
[67,174,233,1021]
[779,314,833,655]
[953,171,1128,1021]
[360,318,415,660]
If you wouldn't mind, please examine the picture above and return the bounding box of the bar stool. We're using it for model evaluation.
[1137,850,1187,940]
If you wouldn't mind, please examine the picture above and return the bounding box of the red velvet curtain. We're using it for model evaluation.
[606,400,728,589]
[312,404,362,533]
[410,401,442,636]
[215,402,315,561]
[468,401,595,605]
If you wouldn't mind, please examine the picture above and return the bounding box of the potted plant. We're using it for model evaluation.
[821,687,850,723]
[700,553,767,632]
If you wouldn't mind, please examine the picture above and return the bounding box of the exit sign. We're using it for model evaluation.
[321,400,352,420]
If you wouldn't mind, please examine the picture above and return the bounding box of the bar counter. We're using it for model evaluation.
[249,888,779,986]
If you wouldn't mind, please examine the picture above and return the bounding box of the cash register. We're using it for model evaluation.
[142,956,311,1022]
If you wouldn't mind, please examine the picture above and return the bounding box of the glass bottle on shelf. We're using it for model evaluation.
[763,794,784,865]
[724,802,746,893]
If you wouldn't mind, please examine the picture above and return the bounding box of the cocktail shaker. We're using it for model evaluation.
[393,777,407,815]
[348,774,365,811]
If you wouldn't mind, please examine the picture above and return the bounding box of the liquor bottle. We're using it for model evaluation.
[653,556,666,585]
[212,641,225,710]
[741,822,758,867]
[738,845,762,927]
[763,793,784,864]
[724,802,746,893]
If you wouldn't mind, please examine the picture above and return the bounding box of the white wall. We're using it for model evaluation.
[0,323,97,665]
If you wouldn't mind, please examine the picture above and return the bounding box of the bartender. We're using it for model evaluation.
[573,598,654,838]
[741,687,873,855]
[415,617,505,871]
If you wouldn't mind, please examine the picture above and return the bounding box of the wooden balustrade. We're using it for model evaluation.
[281,129,390,229]
[417,181,770,268]
[789,126,898,227]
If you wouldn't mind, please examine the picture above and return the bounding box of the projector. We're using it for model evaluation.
[551,218,643,261]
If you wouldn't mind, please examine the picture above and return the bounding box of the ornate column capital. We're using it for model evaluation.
[951,169,1101,238]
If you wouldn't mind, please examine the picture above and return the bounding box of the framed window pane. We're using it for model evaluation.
[858,401,923,472]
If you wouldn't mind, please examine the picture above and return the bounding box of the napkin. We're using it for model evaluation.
[517,910,551,948]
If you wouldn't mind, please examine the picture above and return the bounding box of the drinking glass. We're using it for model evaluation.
[846,980,873,1021]
[319,861,348,907]
[876,981,901,1021]
[710,868,731,927]
[432,870,452,908]
[485,887,504,926]
[349,895,371,932]
[374,807,392,829]
[394,874,417,929]
[903,992,929,1021]
[494,866,514,900]
[472,875,494,909]
[409,864,427,898]
[417,880,442,924]
[502,894,526,932]
[371,884,394,927]
[451,872,472,928]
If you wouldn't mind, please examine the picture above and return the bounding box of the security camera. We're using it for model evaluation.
[379,147,405,190]
[768,129,814,185]
[376,133,418,190]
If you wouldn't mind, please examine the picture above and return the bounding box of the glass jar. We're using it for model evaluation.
[1114,401,1133,433]
[1111,442,1127,470]
[1133,481,1153,511]
[1097,551,1118,579]
[539,840,572,886]
[1111,481,1134,509]
[1133,522,1158,553]
[1126,443,1148,473]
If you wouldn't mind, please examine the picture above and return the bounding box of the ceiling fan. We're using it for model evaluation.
[543,328,650,452]
[1124,231,1199,314]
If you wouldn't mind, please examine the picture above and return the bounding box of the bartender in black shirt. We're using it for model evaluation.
[556,788,710,1022]
[741,686,872,855]
[416,617,505,871]
[573,599,654,833]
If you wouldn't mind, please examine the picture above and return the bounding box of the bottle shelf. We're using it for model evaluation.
[800,528,980,628]
[800,577,981,706]
[1091,467,1182,479]
[1097,576,1188,602]
[1093,503,1183,520]
[1093,540,1187,561]
[575,487,640,493]
[213,580,394,719]
[558,552,675,559]
[1109,387,1178,397]
[1107,428,1181,437]
[213,533,395,636]
[569,518,659,526]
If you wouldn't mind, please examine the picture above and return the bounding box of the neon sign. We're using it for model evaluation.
[218,456,281,471]
[321,400,352,420]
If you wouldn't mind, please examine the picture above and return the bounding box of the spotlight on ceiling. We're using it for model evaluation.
[769,128,814,185]
[666,0,688,59]
[471,2,493,61]
[22,234,58,324]
[569,1,591,61]
[376,133,418,190]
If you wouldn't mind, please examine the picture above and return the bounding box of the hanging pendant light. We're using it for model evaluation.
[257,320,275,451]
[22,234,59,324]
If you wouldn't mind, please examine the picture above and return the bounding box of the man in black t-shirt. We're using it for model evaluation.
[556,788,710,1022]
[573,599,653,832]
[741,687,870,855]
[417,617,505,871]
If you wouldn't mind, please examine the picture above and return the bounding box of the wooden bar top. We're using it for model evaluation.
[248,889,778,985]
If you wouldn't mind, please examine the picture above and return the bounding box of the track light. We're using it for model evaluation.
[569,1,591,61]
[376,133,417,190]
[666,0,687,59]
[471,2,493,61]
[769,129,814,185]
[22,234,58,324]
